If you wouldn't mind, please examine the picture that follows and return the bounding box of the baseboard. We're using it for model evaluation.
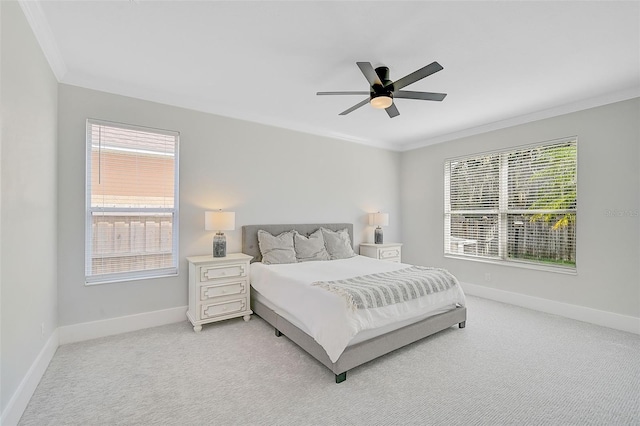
[461,282,640,335]
[1,330,59,426]
[58,305,188,345]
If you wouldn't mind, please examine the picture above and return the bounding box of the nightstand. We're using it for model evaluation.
[359,243,402,263]
[186,253,253,332]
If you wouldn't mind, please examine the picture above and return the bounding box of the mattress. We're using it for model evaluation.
[250,255,466,362]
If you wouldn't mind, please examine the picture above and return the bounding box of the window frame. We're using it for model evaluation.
[444,137,577,274]
[85,119,180,285]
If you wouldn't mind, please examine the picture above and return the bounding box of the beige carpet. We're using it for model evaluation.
[19,296,640,425]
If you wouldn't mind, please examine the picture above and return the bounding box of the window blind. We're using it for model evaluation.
[445,138,577,270]
[444,154,500,258]
[85,119,179,284]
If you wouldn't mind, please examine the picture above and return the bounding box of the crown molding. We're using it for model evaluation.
[60,74,398,152]
[401,86,640,152]
[18,0,67,81]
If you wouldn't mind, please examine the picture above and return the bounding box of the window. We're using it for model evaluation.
[444,138,577,271]
[85,119,179,284]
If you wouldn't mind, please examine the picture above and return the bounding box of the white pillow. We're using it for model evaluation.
[257,230,297,265]
[320,227,356,260]
[294,229,330,262]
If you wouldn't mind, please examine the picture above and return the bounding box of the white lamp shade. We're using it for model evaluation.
[205,211,235,231]
[369,212,389,227]
[370,96,393,109]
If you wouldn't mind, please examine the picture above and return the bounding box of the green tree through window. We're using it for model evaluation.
[445,138,577,270]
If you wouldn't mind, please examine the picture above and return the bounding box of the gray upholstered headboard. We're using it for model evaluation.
[242,223,353,263]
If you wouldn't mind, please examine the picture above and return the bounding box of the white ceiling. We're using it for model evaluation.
[23,1,640,151]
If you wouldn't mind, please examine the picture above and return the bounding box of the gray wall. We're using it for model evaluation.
[1,1,58,414]
[400,98,640,318]
[57,84,401,326]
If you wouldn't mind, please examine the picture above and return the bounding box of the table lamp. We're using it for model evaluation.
[205,210,235,257]
[369,212,389,244]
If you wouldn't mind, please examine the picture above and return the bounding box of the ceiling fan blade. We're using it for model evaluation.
[317,91,370,96]
[385,103,400,118]
[394,91,447,101]
[339,98,370,115]
[392,62,443,91]
[356,62,382,87]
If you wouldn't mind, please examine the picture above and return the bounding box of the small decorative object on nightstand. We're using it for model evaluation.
[360,243,402,263]
[205,210,235,257]
[186,253,253,332]
[369,212,389,244]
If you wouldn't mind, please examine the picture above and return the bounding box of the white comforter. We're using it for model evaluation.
[250,256,466,362]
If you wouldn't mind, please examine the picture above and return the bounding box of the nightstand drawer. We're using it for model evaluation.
[380,247,401,259]
[200,264,246,282]
[360,243,402,263]
[201,298,246,320]
[200,281,246,301]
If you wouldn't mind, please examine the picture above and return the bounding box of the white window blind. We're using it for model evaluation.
[85,119,179,284]
[444,138,577,271]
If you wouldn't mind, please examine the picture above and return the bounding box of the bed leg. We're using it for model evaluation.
[459,321,466,329]
[335,372,347,383]
[275,328,282,337]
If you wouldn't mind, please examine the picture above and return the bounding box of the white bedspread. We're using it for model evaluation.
[250,256,466,362]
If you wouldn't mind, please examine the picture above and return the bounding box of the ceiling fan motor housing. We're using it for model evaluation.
[370,66,394,109]
[374,66,394,91]
[370,91,393,101]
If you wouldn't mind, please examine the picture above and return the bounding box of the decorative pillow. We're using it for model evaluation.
[293,230,330,262]
[257,230,297,265]
[320,227,356,260]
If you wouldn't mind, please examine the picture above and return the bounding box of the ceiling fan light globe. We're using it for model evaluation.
[370,95,393,109]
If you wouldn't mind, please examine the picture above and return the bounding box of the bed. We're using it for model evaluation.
[242,223,467,383]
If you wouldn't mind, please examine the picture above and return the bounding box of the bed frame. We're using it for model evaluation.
[242,223,467,383]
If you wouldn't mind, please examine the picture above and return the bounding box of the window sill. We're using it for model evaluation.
[444,254,577,275]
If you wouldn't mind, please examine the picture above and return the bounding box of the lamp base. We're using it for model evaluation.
[213,233,227,257]
[374,227,383,244]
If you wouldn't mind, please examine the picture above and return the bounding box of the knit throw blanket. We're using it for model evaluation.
[312,266,458,310]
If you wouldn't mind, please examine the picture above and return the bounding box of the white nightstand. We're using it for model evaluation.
[359,243,403,263]
[186,253,253,332]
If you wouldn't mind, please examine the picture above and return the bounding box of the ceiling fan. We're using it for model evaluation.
[317,61,447,118]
